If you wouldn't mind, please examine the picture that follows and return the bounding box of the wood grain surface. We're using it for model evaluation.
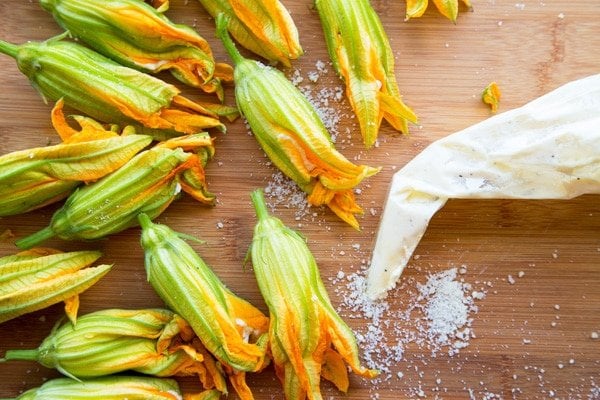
[0,1,599,399]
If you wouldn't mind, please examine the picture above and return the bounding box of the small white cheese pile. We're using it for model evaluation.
[367,74,600,300]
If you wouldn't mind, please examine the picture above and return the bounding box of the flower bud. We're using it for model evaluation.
[40,0,233,100]
[0,100,151,216]
[1,308,227,393]
[5,375,218,400]
[0,249,110,324]
[248,189,378,399]
[405,0,473,22]
[315,0,417,147]
[15,134,215,249]
[0,36,238,138]
[216,14,379,229]
[198,0,302,67]
[138,213,269,399]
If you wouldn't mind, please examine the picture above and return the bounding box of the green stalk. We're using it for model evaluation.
[137,212,153,230]
[0,40,18,58]
[1,349,39,362]
[250,189,269,222]
[15,227,56,250]
[215,14,244,65]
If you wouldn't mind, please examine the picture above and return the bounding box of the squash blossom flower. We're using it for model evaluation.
[0,100,152,217]
[1,308,227,394]
[0,248,111,325]
[40,0,234,101]
[315,0,418,148]
[405,0,473,22]
[197,0,302,67]
[15,134,216,250]
[248,189,378,399]
[0,35,238,139]
[138,213,269,400]
[216,14,379,230]
[1,375,220,400]
[482,81,501,113]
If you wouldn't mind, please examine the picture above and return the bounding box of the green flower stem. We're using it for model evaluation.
[0,40,18,58]
[15,227,55,250]
[250,189,269,222]
[1,349,39,362]
[215,14,244,65]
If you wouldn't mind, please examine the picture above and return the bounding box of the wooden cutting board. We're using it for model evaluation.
[0,1,598,398]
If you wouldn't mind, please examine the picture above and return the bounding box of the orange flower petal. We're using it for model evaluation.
[320,348,349,392]
[482,81,502,113]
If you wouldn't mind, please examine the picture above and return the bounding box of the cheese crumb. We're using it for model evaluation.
[307,71,319,82]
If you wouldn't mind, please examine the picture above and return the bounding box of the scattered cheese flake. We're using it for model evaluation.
[307,71,319,82]
[315,60,328,73]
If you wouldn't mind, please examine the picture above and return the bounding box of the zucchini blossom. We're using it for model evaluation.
[248,189,378,399]
[197,0,302,67]
[1,375,220,400]
[0,100,151,217]
[40,0,233,101]
[315,0,417,148]
[0,248,110,325]
[0,35,238,139]
[1,308,227,394]
[15,134,216,249]
[405,0,473,22]
[138,214,269,400]
[216,14,379,230]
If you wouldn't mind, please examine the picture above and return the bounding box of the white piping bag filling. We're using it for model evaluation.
[367,74,600,300]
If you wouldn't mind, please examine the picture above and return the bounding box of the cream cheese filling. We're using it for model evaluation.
[367,74,600,300]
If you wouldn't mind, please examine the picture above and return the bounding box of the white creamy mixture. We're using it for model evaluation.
[368,74,600,299]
